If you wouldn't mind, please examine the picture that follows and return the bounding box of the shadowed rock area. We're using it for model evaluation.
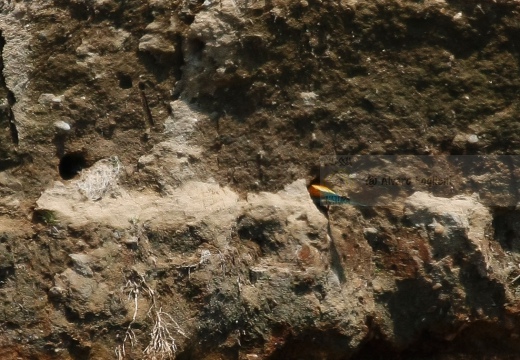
[2,0,520,359]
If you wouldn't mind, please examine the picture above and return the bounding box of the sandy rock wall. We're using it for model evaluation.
[2,0,520,359]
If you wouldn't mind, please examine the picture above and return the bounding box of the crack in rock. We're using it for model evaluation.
[0,31,18,145]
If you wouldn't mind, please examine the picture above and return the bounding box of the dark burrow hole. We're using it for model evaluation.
[117,73,133,89]
[0,264,15,287]
[59,152,87,180]
[492,207,520,252]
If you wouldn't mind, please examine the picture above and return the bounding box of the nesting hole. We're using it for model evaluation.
[117,73,133,89]
[59,152,87,180]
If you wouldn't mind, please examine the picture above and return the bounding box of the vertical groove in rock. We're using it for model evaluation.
[138,81,155,127]
[0,31,19,145]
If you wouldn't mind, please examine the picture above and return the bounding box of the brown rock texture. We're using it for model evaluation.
[2,0,520,359]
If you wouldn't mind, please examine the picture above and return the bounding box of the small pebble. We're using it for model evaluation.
[453,12,463,20]
[48,286,65,299]
[54,120,71,131]
[38,93,63,105]
[434,223,445,235]
[363,227,379,239]
[432,283,442,290]
[467,134,479,144]
[123,236,138,245]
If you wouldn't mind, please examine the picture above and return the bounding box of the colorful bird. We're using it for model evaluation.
[308,184,351,207]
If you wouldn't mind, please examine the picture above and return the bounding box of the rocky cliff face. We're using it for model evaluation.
[2,0,520,359]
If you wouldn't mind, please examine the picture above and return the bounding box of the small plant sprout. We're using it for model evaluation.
[38,210,58,225]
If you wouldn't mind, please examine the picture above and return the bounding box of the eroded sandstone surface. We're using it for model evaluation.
[2,0,520,359]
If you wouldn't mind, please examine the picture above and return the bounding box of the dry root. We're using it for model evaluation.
[115,271,187,360]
